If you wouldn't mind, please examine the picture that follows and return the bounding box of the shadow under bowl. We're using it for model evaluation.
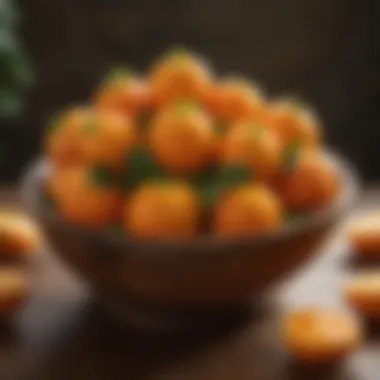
[21,155,358,312]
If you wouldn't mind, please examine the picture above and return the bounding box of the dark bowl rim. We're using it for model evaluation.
[20,152,359,261]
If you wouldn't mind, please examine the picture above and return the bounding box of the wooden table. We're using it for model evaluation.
[1,188,379,380]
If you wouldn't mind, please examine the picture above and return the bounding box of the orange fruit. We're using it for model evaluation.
[125,181,200,239]
[345,271,380,319]
[45,107,93,167]
[223,122,282,180]
[95,69,151,115]
[47,166,122,229]
[0,213,39,257]
[213,184,282,237]
[149,102,213,173]
[346,213,380,257]
[282,308,361,364]
[267,99,321,146]
[0,268,29,315]
[149,49,212,106]
[205,77,267,123]
[84,110,136,169]
[276,150,339,211]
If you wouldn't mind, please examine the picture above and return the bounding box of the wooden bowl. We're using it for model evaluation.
[21,155,358,311]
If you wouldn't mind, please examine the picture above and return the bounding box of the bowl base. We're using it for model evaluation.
[95,293,269,333]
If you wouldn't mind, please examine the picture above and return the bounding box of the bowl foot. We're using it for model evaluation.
[95,293,269,333]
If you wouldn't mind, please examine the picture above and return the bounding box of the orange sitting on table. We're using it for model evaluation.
[346,213,380,257]
[345,271,380,320]
[282,308,362,364]
[0,212,39,257]
[0,267,29,315]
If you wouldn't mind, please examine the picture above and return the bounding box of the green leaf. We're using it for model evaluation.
[41,192,56,209]
[82,117,98,135]
[0,0,19,28]
[122,148,166,190]
[107,223,124,235]
[286,211,305,223]
[137,110,154,134]
[165,46,190,60]
[217,164,251,185]
[282,141,301,174]
[246,123,265,140]
[46,112,64,133]
[89,165,116,188]
[173,100,200,116]
[197,164,251,208]
[102,67,133,88]
[215,120,229,135]
[0,89,22,118]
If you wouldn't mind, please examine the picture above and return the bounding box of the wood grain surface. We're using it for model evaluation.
[0,187,379,380]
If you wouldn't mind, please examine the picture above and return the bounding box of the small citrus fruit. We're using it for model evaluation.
[277,150,339,211]
[223,122,282,179]
[346,213,380,257]
[205,77,266,122]
[345,271,380,319]
[282,308,361,364]
[0,213,39,256]
[45,107,93,167]
[149,49,212,106]
[48,166,122,229]
[95,69,151,115]
[267,99,321,146]
[213,184,282,237]
[84,110,136,169]
[0,267,29,315]
[125,181,200,239]
[149,102,213,173]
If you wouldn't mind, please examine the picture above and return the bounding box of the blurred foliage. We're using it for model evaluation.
[0,0,33,119]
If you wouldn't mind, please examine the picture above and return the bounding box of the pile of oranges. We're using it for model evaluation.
[44,49,339,239]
